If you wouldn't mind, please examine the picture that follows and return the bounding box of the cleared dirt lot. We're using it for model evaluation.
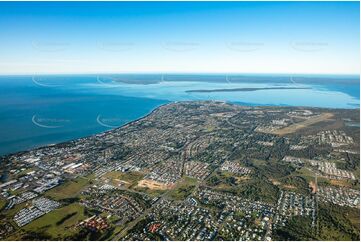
[137,179,173,190]
[309,181,317,193]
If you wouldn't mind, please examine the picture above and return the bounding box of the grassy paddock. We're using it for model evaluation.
[168,176,198,200]
[45,177,89,200]
[102,171,144,188]
[23,203,86,239]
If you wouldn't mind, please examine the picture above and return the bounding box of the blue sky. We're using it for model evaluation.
[0,1,359,75]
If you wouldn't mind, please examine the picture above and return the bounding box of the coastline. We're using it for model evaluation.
[0,101,170,159]
[0,100,359,159]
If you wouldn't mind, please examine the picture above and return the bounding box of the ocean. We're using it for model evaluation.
[0,74,359,156]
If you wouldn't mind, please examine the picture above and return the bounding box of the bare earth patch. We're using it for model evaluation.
[283,184,297,190]
[235,176,250,184]
[309,181,317,193]
[270,179,281,186]
[330,179,352,188]
[137,179,174,190]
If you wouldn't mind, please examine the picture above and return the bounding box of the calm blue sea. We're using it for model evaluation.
[0,74,359,156]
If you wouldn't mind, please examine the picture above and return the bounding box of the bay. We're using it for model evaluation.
[0,74,359,156]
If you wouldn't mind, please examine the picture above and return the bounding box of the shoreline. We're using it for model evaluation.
[0,100,359,159]
[0,101,171,159]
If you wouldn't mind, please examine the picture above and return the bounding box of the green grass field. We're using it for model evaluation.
[0,198,6,210]
[295,167,329,183]
[23,203,86,239]
[102,171,144,188]
[45,176,89,200]
[205,170,249,191]
[168,176,198,200]
[133,186,166,197]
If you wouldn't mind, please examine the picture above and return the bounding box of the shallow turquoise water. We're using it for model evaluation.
[0,74,359,156]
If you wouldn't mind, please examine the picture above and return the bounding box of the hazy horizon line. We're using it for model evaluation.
[0,72,359,77]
